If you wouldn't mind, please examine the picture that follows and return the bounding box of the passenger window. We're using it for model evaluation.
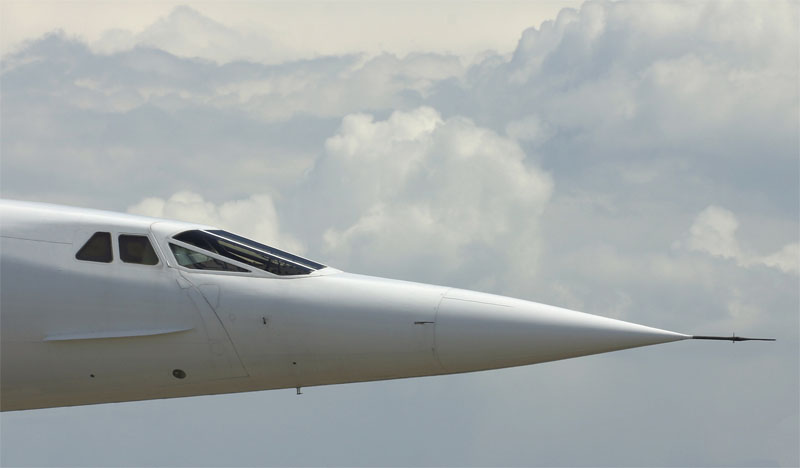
[76,232,112,263]
[169,244,249,272]
[119,235,159,265]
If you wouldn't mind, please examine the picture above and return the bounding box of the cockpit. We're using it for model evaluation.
[169,229,325,276]
[75,227,326,277]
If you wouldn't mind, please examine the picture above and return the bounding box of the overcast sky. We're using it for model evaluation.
[1,1,798,466]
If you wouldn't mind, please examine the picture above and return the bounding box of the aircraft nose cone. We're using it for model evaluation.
[434,289,689,373]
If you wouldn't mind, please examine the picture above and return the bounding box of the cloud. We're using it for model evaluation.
[431,1,798,215]
[504,114,554,144]
[689,205,742,260]
[38,5,291,65]
[1,31,466,124]
[689,205,798,274]
[297,107,553,286]
[1,3,798,466]
[1,1,793,314]
[127,191,305,254]
[1,0,794,306]
[1,3,582,62]
[129,6,272,63]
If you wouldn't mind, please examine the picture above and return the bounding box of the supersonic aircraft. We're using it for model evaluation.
[0,199,772,411]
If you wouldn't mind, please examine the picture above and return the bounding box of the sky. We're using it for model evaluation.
[0,0,798,466]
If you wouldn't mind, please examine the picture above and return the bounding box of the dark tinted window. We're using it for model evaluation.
[119,235,159,265]
[173,230,313,276]
[170,244,249,272]
[76,232,112,263]
[208,230,326,270]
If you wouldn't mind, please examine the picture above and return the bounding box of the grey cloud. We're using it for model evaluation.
[0,31,468,210]
[429,1,798,215]
[1,1,797,466]
[1,35,350,207]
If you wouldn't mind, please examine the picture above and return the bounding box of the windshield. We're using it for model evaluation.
[172,230,324,276]
[170,243,249,272]
[207,230,325,270]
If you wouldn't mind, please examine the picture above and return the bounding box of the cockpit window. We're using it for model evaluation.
[169,244,249,272]
[119,235,159,265]
[207,230,326,270]
[172,230,321,276]
[76,232,112,263]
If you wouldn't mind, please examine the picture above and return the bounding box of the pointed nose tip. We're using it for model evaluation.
[434,289,689,373]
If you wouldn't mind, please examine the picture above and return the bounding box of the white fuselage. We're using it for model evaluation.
[0,200,688,411]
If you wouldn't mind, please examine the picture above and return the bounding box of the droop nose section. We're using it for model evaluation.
[435,289,689,373]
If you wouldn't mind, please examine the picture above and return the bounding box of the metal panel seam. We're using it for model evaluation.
[431,288,451,371]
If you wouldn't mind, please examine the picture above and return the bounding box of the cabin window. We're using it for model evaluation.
[76,232,112,263]
[169,243,249,272]
[119,235,159,265]
[173,230,320,276]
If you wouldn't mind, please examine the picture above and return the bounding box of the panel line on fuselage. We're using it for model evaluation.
[0,234,71,244]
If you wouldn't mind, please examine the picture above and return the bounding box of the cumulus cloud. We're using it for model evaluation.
[2,0,794,293]
[432,1,798,212]
[301,107,553,286]
[689,205,798,274]
[1,1,798,467]
[0,31,466,124]
[127,191,305,254]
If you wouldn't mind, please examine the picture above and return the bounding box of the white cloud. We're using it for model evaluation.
[2,2,798,466]
[689,205,742,260]
[1,2,580,62]
[760,243,800,274]
[127,191,305,254]
[311,107,553,284]
[128,6,266,62]
[689,205,798,274]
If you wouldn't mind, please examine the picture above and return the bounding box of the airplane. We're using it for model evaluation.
[0,199,773,411]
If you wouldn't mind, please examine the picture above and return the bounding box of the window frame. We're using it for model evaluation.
[206,230,325,270]
[168,241,253,274]
[116,232,162,267]
[75,231,114,263]
[170,230,321,277]
[167,237,256,276]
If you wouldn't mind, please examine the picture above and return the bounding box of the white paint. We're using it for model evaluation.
[1,199,689,411]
